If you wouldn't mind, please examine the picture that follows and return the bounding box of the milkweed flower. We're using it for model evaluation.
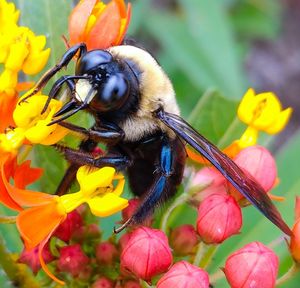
[57,244,90,277]
[289,197,300,262]
[0,95,69,155]
[121,227,173,281]
[69,0,131,50]
[229,146,278,203]
[227,88,292,155]
[170,225,199,255]
[2,165,127,284]
[92,277,115,288]
[95,241,118,265]
[157,261,209,288]
[223,242,279,288]
[196,194,242,244]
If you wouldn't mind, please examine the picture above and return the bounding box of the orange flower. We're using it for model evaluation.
[0,154,43,211]
[69,0,131,50]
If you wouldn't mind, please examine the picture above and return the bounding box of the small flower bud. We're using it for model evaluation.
[118,232,132,252]
[54,210,83,242]
[290,197,300,262]
[157,261,209,288]
[57,244,89,277]
[92,277,114,288]
[73,223,101,242]
[95,241,118,265]
[230,146,277,201]
[224,242,278,288]
[121,227,173,281]
[192,167,228,203]
[18,243,54,274]
[170,225,199,255]
[197,194,242,244]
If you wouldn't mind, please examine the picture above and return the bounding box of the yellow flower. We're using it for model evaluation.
[0,0,19,31]
[61,166,128,217]
[238,88,292,134]
[0,95,69,153]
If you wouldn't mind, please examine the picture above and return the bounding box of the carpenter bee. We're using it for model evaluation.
[22,42,291,235]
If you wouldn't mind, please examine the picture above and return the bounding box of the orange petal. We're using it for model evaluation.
[16,82,35,92]
[114,0,127,18]
[69,0,97,45]
[39,234,65,285]
[0,93,17,133]
[13,160,43,189]
[0,155,22,211]
[186,147,210,165]
[114,2,131,45]
[17,200,66,250]
[86,0,121,50]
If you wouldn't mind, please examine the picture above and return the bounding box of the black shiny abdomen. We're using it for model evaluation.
[125,133,186,201]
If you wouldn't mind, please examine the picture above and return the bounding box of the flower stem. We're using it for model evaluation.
[0,215,16,224]
[198,244,219,269]
[160,192,189,233]
[193,242,208,266]
[276,263,299,286]
[0,237,40,288]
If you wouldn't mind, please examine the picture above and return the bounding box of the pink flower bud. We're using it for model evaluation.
[118,232,132,252]
[170,225,199,255]
[224,242,279,288]
[157,261,209,288]
[57,244,90,277]
[123,280,142,288]
[18,243,54,274]
[197,194,242,244]
[230,146,277,201]
[191,167,227,203]
[54,210,83,242]
[92,277,114,288]
[121,227,173,281]
[95,241,118,265]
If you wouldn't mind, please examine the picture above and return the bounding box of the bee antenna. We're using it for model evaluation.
[114,218,133,234]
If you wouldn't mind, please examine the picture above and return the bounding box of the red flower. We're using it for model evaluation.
[123,280,141,288]
[224,242,278,288]
[157,261,209,288]
[53,210,83,242]
[57,244,90,277]
[170,224,199,255]
[95,241,118,265]
[69,0,131,50]
[196,194,242,244]
[121,227,173,281]
[18,242,54,274]
[229,146,277,202]
[289,196,300,262]
[92,277,115,288]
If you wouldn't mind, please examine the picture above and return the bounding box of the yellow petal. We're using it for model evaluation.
[24,120,56,144]
[60,192,85,213]
[265,107,293,134]
[0,69,18,94]
[22,48,51,75]
[113,177,125,196]
[87,193,128,217]
[251,92,282,129]
[237,126,259,149]
[77,166,116,193]
[237,88,256,124]
[0,128,25,153]
[39,125,69,145]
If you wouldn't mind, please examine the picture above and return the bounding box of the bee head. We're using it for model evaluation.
[75,50,130,112]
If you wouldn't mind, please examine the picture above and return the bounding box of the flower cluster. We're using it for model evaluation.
[0,0,297,287]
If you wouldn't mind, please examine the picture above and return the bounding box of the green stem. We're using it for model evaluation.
[276,263,299,286]
[200,244,219,269]
[141,280,152,288]
[193,242,209,266]
[0,216,17,224]
[160,192,189,233]
[0,237,40,288]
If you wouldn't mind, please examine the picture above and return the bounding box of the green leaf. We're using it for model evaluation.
[188,90,243,145]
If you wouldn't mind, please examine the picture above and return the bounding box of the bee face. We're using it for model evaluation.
[75,50,131,113]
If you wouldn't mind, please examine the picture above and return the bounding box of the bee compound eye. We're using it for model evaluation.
[95,73,129,111]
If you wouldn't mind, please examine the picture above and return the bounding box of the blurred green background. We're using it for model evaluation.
[0,0,299,286]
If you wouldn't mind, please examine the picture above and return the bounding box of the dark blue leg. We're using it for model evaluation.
[114,138,174,233]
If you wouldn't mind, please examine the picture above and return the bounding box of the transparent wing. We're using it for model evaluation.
[157,110,291,235]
